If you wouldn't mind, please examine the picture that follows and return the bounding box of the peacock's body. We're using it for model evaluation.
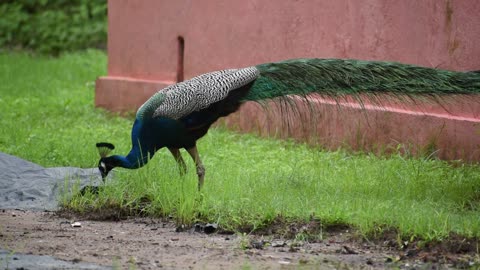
[97,59,480,189]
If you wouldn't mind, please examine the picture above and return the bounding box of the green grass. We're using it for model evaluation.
[1,51,480,242]
[0,50,129,167]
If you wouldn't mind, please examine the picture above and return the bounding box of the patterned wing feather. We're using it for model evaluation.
[140,67,259,120]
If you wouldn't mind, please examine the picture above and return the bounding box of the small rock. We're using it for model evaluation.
[203,223,218,234]
[406,249,417,257]
[71,222,82,228]
[385,256,401,263]
[193,224,203,233]
[272,241,286,247]
[341,245,358,254]
[175,224,187,232]
[191,223,219,234]
[250,240,265,250]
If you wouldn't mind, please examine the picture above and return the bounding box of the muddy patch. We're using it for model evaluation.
[1,210,478,269]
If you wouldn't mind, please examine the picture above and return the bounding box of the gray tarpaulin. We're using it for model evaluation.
[0,152,102,211]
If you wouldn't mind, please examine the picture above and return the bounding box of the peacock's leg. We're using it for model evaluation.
[168,147,187,176]
[186,146,205,190]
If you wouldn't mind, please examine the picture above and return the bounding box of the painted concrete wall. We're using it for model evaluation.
[96,0,480,161]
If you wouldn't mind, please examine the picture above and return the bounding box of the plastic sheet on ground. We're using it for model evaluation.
[0,152,102,211]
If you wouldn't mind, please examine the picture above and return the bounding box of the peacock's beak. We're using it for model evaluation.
[99,168,109,182]
[98,161,109,182]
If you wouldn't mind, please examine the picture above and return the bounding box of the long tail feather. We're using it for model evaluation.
[244,59,480,103]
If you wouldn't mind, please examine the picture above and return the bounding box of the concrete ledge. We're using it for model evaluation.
[220,98,480,161]
[95,76,174,113]
[95,77,480,161]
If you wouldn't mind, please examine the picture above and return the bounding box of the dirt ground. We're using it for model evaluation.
[0,210,477,269]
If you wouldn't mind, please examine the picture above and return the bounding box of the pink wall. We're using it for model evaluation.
[96,0,480,161]
[106,0,480,81]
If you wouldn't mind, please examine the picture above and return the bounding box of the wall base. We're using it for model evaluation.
[95,76,174,113]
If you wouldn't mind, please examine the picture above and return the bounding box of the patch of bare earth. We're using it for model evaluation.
[0,210,478,269]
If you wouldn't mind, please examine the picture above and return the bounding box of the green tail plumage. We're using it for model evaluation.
[245,59,480,102]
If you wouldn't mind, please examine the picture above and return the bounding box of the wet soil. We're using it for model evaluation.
[0,210,477,269]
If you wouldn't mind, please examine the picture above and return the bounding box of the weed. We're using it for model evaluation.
[237,233,250,250]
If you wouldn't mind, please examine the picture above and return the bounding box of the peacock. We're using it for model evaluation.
[96,58,480,189]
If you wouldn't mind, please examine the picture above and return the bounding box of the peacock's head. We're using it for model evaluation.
[96,142,115,181]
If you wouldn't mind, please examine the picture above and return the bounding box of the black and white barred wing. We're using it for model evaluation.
[150,67,259,119]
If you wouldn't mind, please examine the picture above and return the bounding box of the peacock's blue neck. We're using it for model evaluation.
[108,117,158,170]
[125,142,152,168]
[106,145,151,169]
[109,115,183,170]
[128,117,156,168]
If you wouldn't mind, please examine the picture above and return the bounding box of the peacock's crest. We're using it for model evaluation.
[96,142,115,158]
